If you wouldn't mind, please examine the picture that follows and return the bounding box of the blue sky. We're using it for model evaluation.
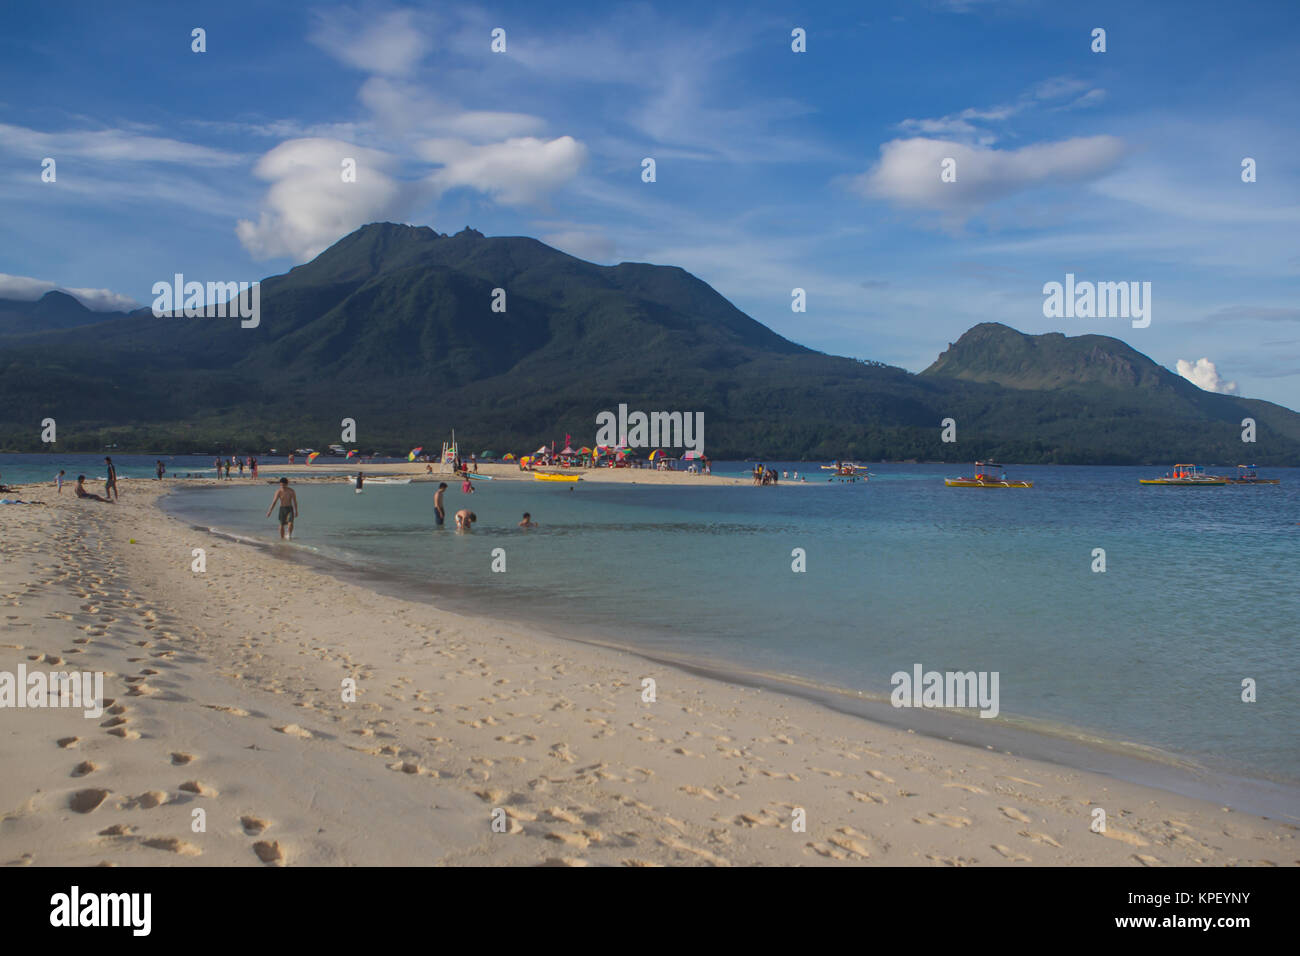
[2,0,1298,407]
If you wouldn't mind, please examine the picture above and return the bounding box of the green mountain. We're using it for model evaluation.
[1,223,1296,464]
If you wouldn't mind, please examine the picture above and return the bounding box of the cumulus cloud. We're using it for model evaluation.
[850,135,1126,210]
[0,273,139,311]
[419,136,587,206]
[308,8,429,76]
[236,139,423,261]
[1176,357,1239,394]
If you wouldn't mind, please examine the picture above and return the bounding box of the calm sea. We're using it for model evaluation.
[9,452,1296,812]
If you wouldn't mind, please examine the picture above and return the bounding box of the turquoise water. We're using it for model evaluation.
[153,462,1300,799]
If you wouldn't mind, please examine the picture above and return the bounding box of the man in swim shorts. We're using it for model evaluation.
[265,477,299,539]
[434,482,447,526]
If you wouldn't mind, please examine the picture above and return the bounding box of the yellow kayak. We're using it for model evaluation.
[534,472,582,482]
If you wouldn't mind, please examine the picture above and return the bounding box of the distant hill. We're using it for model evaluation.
[1,224,1296,464]
[0,291,130,336]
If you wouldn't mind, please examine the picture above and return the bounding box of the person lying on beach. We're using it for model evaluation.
[75,476,112,502]
[518,512,537,528]
[455,509,476,532]
[265,477,299,539]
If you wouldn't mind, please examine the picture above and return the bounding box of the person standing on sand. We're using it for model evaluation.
[104,457,119,501]
[265,477,299,539]
[239,458,245,478]
[55,470,66,493]
[455,509,476,532]
[434,482,447,527]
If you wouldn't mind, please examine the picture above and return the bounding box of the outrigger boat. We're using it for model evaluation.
[1139,464,1225,486]
[1219,465,1280,485]
[944,462,1033,488]
[534,472,582,483]
[820,461,870,478]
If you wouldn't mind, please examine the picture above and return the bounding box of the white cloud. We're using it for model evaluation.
[357,77,545,141]
[308,7,429,76]
[1176,357,1239,394]
[0,273,139,311]
[419,136,587,205]
[851,135,1126,211]
[236,139,422,261]
[0,123,242,166]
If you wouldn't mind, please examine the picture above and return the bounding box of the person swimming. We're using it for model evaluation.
[519,512,537,528]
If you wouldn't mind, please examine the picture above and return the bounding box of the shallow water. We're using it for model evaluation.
[156,461,1300,799]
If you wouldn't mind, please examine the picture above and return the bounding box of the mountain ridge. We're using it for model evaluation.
[1,223,1296,464]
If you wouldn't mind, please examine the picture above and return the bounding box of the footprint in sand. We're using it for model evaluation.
[179,780,218,797]
[999,806,1033,823]
[252,840,285,865]
[913,812,972,828]
[170,752,195,765]
[71,761,98,777]
[98,823,135,837]
[142,837,202,856]
[69,789,111,813]
[680,786,720,802]
[107,727,141,740]
[122,791,168,810]
[274,724,313,738]
[240,815,270,835]
[204,704,250,717]
[992,844,1032,862]
[850,790,888,804]
[866,770,895,783]
[1019,830,1062,848]
[57,737,79,749]
[944,783,987,794]
[1133,853,1163,866]
[1099,828,1149,847]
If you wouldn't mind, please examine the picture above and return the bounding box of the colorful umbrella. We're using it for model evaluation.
[503,453,516,461]
[346,450,356,458]
[306,451,321,464]
[408,446,423,462]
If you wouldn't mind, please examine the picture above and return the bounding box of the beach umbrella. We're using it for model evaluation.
[535,445,548,455]
[560,446,576,455]
[306,451,321,464]
[346,450,357,459]
[681,450,704,460]
[648,450,662,460]
[407,446,423,462]
[579,447,592,454]
[503,453,516,461]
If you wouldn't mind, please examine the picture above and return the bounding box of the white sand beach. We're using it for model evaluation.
[0,479,1294,866]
